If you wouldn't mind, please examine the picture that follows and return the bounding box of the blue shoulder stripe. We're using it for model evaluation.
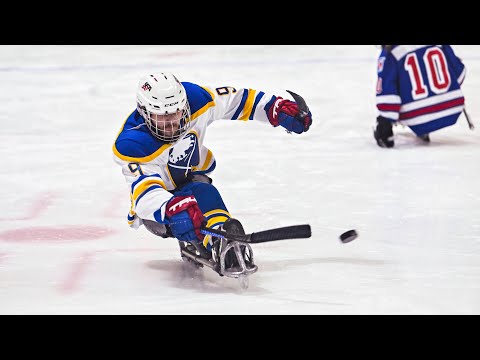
[113,110,171,162]
[183,82,214,116]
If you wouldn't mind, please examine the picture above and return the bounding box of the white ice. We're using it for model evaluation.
[0,45,479,314]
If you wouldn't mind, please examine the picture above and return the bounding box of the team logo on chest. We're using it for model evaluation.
[167,133,200,182]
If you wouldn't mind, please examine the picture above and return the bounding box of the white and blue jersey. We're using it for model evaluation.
[113,82,279,233]
[376,45,466,136]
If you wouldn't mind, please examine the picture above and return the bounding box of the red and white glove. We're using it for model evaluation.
[165,195,205,242]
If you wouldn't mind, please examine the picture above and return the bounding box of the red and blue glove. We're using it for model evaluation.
[267,97,312,134]
[165,194,205,242]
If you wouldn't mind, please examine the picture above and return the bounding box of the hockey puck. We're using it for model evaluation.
[340,229,358,243]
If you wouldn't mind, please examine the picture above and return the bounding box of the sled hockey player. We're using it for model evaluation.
[112,72,312,278]
[374,45,467,148]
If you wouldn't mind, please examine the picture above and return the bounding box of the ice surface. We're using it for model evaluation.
[0,45,479,314]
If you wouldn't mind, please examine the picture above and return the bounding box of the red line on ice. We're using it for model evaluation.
[58,252,94,294]
[0,191,55,221]
[0,226,117,242]
[57,248,160,294]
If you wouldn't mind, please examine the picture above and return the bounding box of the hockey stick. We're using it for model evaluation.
[286,89,309,119]
[464,108,475,130]
[200,224,312,244]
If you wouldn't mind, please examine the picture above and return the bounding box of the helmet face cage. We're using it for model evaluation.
[138,101,191,143]
[135,73,192,143]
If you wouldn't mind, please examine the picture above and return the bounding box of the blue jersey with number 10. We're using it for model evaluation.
[376,45,466,136]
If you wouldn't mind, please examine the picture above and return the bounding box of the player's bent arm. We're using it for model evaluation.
[115,157,174,224]
[207,85,275,124]
[207,86,312,133]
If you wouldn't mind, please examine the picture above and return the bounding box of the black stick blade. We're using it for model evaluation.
[200,224,311,244]
[286,90,310,116]
[250,224,312,243]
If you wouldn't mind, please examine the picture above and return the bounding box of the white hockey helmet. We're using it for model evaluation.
[136,72,191,143]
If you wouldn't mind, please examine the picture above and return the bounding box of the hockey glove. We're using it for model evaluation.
[374,116,394,148]
[268,97,312,134]
[165,194,205,242]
